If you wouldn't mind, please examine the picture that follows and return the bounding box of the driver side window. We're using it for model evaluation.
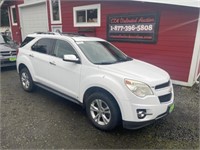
[53,40,77,58]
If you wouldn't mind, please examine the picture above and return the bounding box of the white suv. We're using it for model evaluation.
[17,32,174,130]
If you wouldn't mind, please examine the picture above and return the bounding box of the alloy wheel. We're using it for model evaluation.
[21,72,30,89]
[90,99,111,126]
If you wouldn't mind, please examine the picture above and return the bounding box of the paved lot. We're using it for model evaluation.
[1,67,199,149]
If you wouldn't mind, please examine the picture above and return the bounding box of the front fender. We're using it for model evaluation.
[80,73,129,119]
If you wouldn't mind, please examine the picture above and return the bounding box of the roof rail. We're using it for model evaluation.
[34,32,60,35]
[33,32,85,37]
[61,32,85,36]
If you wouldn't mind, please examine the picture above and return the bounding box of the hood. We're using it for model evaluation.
[100,59,170,86]
[0,44,16,52]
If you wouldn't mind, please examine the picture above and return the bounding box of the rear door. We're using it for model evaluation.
[30,38,56,87]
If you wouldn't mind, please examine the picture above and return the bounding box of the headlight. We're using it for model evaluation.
[124,79,153,98]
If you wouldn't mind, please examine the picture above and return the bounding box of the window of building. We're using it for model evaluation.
[73,4,101,27]
[49,0,62,24]
[10,5,17,26]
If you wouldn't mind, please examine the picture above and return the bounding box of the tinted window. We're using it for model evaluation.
[32,38,55,54]
[53,40,76,58]
[20,37,35,47]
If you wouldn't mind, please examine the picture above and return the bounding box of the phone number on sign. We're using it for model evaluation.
[110,25,153,32]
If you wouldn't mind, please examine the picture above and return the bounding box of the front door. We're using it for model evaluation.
[48,39,82,99]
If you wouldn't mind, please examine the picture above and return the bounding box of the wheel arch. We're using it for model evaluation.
[83,86,122,119]
[18,63,28,72]
[19,64,35,92]
[18,62,36,81]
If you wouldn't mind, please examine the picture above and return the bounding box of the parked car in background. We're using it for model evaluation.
[0,33,18,67]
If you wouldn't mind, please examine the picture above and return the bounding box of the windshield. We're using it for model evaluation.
[0,34,13,44]
[76,41,132,64]
[0,35,5,44]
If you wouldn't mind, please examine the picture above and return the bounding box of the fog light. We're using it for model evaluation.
[137,109,147,119]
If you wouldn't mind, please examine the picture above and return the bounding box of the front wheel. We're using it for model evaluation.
[19,67,35,92]
[86,92,121,131]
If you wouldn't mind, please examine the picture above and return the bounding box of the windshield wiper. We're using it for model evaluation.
[95,61,117,65]
[118,57,133,62]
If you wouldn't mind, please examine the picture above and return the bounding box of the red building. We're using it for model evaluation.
[1,0,200,87]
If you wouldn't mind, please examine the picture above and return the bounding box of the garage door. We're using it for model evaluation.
[19,2,48,40]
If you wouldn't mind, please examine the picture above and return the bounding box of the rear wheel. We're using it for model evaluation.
[86,92,121,131]
[19,67,35,92]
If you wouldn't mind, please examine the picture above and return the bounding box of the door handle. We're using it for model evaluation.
[49,61,56,66]
[29,54,34,58]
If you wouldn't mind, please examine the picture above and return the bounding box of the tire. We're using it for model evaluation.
[19,67,35,92]
[86,92,121,131]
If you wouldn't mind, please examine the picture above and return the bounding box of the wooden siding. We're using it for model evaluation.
[60,1,199,82]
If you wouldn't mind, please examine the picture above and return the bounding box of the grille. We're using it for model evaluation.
[0,51,17,56]
[155,81,170,90]
[158,93,172,103]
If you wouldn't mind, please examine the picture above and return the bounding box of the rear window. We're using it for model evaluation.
[20,37,35,47]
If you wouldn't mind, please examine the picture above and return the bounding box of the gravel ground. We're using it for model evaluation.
[0,67,199,149]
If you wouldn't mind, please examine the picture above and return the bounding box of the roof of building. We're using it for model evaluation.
[1,0,200,8]
[133,0,200,8]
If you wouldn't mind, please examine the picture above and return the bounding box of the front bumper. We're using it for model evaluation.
[123,103,174,129]
[0,57,16,67]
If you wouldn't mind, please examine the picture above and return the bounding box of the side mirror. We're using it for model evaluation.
[63,54,80,63]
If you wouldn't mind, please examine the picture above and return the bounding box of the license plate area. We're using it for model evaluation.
[169,103,174,113]
[9,57,16,61]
